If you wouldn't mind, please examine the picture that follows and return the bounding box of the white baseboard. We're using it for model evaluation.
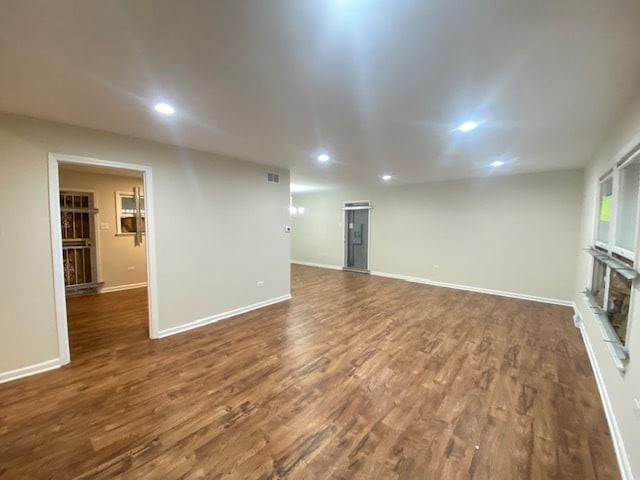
[575,309,632,480]
[157,294,292,338]
[292,262,572,306]
[291,260,343,270]
[0,358,62,384]
[100,282,148,293]
[370,270,573,307]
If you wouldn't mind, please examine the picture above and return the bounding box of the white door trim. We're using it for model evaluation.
[343,201,372,271]
[48,153,160,365]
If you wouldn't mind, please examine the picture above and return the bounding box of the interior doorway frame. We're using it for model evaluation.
[343,200,372,272]
[48,153,160,365]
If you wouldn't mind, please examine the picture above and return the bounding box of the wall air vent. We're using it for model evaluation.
[267,173,280,183]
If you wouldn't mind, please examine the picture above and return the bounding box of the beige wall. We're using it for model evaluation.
[59,169,147,290]
[574,88,640,478]
[0,112,290,375]
[293,169,583,302]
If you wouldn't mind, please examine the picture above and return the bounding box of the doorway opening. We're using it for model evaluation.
[344,201,371,273]
[48,153,159,366]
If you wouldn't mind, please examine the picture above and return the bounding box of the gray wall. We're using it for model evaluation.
[0,112,290,375]
[292,169,584,302]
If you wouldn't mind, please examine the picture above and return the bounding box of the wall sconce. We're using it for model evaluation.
[290,195,304,216]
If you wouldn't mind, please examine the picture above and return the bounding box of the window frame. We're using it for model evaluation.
[594,172,614,250]
[612,151,640,261]
[587,145,640,370]
[115,190,145,236]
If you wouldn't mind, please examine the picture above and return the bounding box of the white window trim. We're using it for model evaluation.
[595,173,614,247]
[612,150,640,261]
[612,246,635,262]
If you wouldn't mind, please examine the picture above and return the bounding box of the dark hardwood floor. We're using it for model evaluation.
[0,265,619,479]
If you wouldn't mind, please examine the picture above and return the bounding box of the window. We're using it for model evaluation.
[614,158,640,258]
[595,175,613,247]
[586,146,640,368]
[115,191,145,235]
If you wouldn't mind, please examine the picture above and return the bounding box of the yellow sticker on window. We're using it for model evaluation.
[600,195,612,222]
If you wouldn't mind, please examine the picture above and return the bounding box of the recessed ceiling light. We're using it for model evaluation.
[382,174,392,181]
[491,160,504,167]
[154,103,175,115]
[318,153,330,162]
[457,121,478,132]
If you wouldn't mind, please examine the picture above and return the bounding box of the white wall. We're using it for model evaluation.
[573,88,640,479]
[0,112,290,377]
[59,168,147,290]
[292,169,583,303]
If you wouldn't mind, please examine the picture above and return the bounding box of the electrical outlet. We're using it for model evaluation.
[257,281,265,288]
[100,222,109,230]
[634,398,640,421]
[127,266,135,272]
[433,264,441,269]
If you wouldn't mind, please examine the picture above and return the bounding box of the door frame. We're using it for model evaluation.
[58,188,103,288]
[343,200,372,272]
[48,153,160,365]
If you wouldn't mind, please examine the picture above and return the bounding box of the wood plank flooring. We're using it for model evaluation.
[0,265,619,479]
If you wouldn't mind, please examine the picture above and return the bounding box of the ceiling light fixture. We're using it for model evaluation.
[491,160,504,167]
[457,121,478,132]
[318,153,330,162]
[154,102,175,115]
[382,174,392,181]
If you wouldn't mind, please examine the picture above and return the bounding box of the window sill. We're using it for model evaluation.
[583,291,628,372]
[586,247,638,280]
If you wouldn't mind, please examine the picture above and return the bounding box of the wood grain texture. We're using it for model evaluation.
[0,265,619,479]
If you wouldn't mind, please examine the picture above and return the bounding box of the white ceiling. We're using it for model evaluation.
[2,1,640,191]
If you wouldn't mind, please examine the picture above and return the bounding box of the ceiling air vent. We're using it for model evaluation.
[267,172,280,183]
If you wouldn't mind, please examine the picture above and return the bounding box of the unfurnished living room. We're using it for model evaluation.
[1,1,640,479]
